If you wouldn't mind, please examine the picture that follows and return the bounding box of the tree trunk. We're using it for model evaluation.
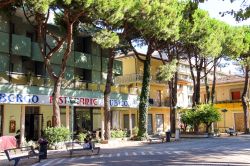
[52,77,62,127]
[211,59,217,104]
[194,69,201,106]
[104,50,115,140]
[242,65,249,134]
[169,71,178,133]
[138,55,151,138]
[204,68,210,104]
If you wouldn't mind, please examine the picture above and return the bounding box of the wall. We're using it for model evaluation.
[3,104,22,136]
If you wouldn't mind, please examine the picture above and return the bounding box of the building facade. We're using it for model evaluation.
[200,75,250,132]
[115,54,194,134]
[0,13,139,142]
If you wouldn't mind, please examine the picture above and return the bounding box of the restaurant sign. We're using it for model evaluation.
[0,93,138,108]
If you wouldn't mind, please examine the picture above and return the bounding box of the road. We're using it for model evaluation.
[30,135,250,165]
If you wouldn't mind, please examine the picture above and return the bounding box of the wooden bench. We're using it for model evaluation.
[65,141,100,157]
[147,134,165,143]
[225,128,238,136]
[4,146,44,166]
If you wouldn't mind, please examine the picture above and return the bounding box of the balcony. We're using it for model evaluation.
[0,71,129,94]
[215,100,242,104]
[149,98,170,107]
[114,74,167,85]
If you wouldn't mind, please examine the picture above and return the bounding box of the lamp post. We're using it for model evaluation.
[67,97,79,143]
[221,109,228,131]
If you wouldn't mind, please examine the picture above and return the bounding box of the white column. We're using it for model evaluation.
[101,108,104,140]
[129,109,132,137]
[20,105,25,146]
[66,105,70,129]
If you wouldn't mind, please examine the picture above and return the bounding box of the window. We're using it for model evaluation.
[123,114,135,130]
[35,62,46,76]
[22,57,35,74]
[231,91,241,100]
[26,32,36,42]
[75,68,92,82]
[74,37,91,53]
[156,114,164,133]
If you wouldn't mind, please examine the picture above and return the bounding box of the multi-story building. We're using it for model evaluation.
[200,75,250,132]
[0,13,138,141]
[115,53,193,134]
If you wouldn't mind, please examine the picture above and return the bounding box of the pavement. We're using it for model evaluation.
[1,135,250,166]
[0,138,149,166]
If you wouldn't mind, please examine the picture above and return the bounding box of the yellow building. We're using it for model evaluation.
[115,53,192,134]
[201,75,250,132]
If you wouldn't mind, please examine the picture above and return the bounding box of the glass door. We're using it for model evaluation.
[147,114,153,135]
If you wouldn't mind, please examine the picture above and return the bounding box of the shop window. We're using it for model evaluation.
[231,91,241,100]
[0,105,3,136]
[156,114,164,133]
[60,106,66,127]
[75,108,92,133]
[123,114,135,130]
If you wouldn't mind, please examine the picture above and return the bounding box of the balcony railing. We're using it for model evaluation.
[0,71,129,94]
[215,100,242,104]
[149,98,170,107]
[115,74,168,85]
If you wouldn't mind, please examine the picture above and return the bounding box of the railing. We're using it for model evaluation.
[114,74,168,85]
[149,98,170,107]
[215,100,242,104]
[0,71,129,94]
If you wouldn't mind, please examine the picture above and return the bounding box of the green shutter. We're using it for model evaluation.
[0,53,9,72]
[91,42,101,56]
[92,55,101,71]
[52,64,60,75]
[101,72,107,83]
[50,48,74,66]
[0,15,9,33]
[0,32,9,53]
[113,60,122,75]
[65,66,74,80]
[102,58,108,72]
[31,42,43,62]
[12,34,31,57]
[92,70,101,83]
[75,51,92,69]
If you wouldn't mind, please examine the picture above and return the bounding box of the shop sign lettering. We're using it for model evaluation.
[0,93,39,103]
[0,93,138,108]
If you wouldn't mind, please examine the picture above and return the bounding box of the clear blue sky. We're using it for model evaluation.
[199,0,250,26]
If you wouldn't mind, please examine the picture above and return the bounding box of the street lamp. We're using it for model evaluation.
[67,97,79,143]
[221,109,228,131]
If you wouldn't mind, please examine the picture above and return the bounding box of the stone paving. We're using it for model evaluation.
[1,135,250,166]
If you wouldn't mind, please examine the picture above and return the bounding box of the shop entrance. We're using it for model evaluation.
[74,107,92,134]
[25,106,43,141]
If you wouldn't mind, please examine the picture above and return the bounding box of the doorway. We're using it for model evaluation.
[74,107,92,134]
[147,114,153,135]
[25,106,43,141]
[234,113,244,132]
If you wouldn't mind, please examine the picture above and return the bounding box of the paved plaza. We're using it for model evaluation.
[1,135,250,166]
